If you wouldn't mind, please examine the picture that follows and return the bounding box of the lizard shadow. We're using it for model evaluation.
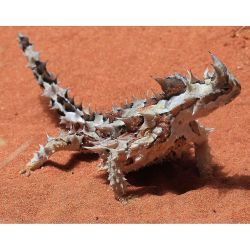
[126,158,205,197]
[123,158,250,198]
[43,151,250,198]
[95,155,250,198]
[43,152,99,171]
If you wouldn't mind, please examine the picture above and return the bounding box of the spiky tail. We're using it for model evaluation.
[17,33,92,129]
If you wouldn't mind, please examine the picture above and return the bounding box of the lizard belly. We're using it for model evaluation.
[121,136,187,173]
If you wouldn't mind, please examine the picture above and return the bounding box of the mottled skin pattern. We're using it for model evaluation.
[17,33,241,201]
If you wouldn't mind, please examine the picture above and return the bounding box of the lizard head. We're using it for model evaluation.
[154,53,241,119]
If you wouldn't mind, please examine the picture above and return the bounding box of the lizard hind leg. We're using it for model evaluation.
[20,132,83,176]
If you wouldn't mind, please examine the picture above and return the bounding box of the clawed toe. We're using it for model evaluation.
[19,168,31,176]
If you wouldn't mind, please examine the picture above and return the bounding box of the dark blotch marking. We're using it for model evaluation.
[81,135,95,147]
[50,98,55,107]
[57,95,65,105]
[19,36,32,51]
[41,71,56,84]
[35,61,47,75]
[103,110,123,123]
[154,74,187,99]
[155,114,171,143]
[123,116,144,133]
[64,102,76,112]
[57,109,65,116]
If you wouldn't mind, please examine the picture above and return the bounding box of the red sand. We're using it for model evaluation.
[0,27,249,223]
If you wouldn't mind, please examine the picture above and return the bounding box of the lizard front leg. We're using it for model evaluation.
[105,150,128,201]
[189,121,214,177]
[20,133,83,176]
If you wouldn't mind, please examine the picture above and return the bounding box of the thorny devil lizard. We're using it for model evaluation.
[17,33,241,201]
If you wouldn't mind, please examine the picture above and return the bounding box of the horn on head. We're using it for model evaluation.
[209,52,228,86]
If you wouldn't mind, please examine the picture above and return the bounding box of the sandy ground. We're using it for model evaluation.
[0,27,249,223]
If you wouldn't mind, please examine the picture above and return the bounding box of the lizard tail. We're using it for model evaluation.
[17,33,92,129]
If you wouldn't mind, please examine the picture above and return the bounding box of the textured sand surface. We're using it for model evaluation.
[0,27,249,223]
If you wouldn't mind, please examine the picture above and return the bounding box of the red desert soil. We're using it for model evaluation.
[0,27,249,223]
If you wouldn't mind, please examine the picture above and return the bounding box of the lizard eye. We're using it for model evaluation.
[222,85,230,91]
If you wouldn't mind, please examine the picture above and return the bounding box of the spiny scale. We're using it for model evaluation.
[17,33,241,201]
